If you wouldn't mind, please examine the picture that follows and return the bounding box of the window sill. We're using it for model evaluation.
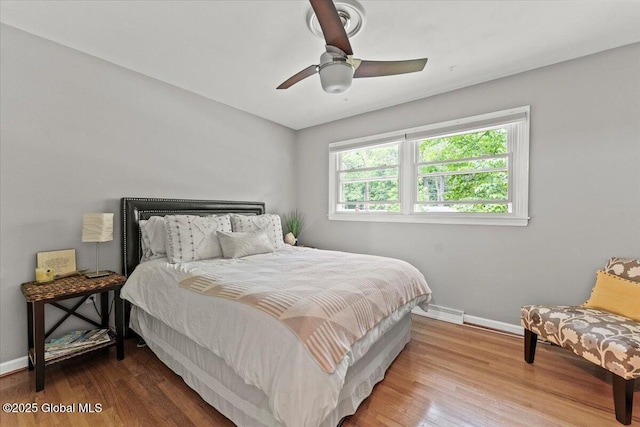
[327,213,529,226]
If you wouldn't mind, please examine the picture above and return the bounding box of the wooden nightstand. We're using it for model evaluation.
[20,272,126,391]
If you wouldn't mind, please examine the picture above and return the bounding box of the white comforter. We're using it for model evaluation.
[121,246,430,427]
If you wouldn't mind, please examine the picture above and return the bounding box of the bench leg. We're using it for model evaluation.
[524,329,537,364]
[612,375,633,425]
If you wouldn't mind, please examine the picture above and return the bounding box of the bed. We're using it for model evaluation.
[120,197,431,427]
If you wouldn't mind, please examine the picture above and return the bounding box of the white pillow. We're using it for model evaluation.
[140,216,167,261]
[164,214,232,263]
[139,219,152,261]
[229,213,285,250]
[217,230,275,259]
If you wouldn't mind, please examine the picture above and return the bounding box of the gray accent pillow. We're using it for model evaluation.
[140,216,167,261]
[217,230,275,259]
[139,219,152,261]
[229,213,285,250]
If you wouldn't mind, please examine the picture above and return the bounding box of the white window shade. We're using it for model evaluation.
[329,132,405,153]
[405,109,528,141]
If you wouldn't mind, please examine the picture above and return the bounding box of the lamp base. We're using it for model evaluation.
[86,270,110,279]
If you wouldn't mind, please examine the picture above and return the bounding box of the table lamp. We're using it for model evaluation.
[82,213,113,278]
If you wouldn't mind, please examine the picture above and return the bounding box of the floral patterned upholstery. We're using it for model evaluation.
[604,257,640,281]
[521,305,640,380]
[522,259,640,424]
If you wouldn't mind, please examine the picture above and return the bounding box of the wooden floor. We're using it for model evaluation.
[1,316,638,426]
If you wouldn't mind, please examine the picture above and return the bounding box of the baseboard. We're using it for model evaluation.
[413,304,524,336]
[413,304,464,324]
[0,356,28,377]
[464,314,524,336]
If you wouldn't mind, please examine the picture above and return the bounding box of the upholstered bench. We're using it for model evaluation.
[521,257,640,425]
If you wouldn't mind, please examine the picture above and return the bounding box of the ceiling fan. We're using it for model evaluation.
[277,0,428,94]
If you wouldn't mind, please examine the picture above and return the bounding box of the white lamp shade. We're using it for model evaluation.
[82,213,114,242]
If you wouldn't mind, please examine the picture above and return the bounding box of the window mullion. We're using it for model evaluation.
[338,164,399,174]
[417,153,507,167]
[416,199,509,205]
[342,176,398,183]
[399,138,413,215]
[418,167,508,178]
[329,152,337,214]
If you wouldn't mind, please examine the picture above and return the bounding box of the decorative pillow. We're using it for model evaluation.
[217,230,275,259]
[164,214,232,263]
[229,214,285,250]
[583,270,640,321]
[604,257,640,282]
[140,216,168,261]
[139,219,152,261]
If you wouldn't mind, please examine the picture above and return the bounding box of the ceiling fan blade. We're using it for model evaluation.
[277,65,319,89]
[354,58,428,78]
[310,0,353,56]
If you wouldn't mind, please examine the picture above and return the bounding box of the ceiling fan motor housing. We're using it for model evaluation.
[318,51,353,94]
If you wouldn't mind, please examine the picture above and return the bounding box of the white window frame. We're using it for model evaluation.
[333,140,403,213]
[328,106,530,226]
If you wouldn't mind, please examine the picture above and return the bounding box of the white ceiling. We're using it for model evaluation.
[2,1,639,130]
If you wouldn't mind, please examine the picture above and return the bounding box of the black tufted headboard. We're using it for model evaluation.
[120,197,265,277]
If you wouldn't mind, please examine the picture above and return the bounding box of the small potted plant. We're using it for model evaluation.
[284,210,304,246]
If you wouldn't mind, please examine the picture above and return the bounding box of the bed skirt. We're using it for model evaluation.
[130,306,411,427]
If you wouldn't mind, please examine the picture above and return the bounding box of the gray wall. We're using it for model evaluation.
[0,25,296,363]
[2,22,638,366]
[295,43,640,326]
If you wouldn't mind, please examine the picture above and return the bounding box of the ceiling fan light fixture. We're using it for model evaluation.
[319,61,353,94]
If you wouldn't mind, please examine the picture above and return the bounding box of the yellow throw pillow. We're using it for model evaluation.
[583,270,640,321]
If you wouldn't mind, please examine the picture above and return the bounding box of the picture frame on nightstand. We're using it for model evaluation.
[36,249,76,277]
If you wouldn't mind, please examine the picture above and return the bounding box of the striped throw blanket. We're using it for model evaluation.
[179,249,430,373]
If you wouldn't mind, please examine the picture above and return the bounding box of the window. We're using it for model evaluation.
[336,141,401,212]
[414,126,510,213]
[328,106,530,226]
